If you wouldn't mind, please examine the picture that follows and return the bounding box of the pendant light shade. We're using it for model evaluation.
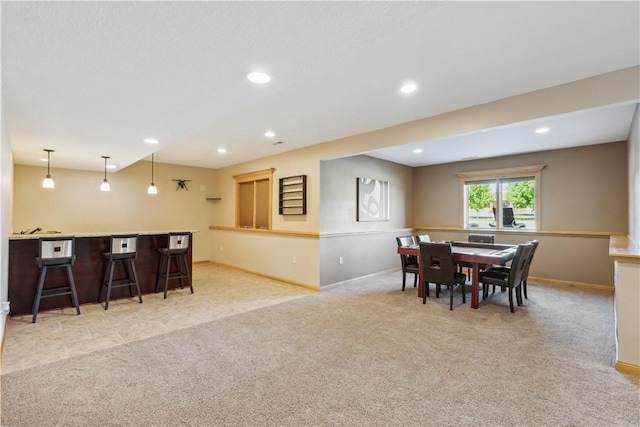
[147,153,158,194]
[42,149,55,189]
[100,156,111,192]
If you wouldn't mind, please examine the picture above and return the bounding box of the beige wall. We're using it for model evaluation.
[12,161,217,261]
[210,152,321,233]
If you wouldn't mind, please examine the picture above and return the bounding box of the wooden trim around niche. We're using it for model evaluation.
[233,168,275,229]
[233,168,275,183]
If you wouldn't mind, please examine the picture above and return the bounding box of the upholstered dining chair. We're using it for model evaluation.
[396,236,419,291]
[419,242,466,310]
[415,234,431,243]
[457,233,495,275]
[479,243,533,312]
[484,240,539,299]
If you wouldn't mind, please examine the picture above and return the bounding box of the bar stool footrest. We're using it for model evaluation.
[40,286,76,299]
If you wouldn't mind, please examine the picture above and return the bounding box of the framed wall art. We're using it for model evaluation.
[357,177,389,221]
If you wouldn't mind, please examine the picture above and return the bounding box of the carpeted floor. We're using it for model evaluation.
[1,269,638,426]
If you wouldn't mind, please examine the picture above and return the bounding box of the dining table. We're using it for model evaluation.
[397,241,518,309]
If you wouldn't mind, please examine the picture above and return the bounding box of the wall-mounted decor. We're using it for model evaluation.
[279,175,307,215]
[172,179,192,191]
[357,177,389,221]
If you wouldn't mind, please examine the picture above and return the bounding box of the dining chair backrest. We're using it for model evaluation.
[507,243,533,286]
[468,233,494,244]
[415,234,431,243]
[396,235,418,267]
[396,235,415,247]
[521,240,539,281]
[419,242,456,285]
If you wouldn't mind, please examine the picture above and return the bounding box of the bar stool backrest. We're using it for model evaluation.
[169,233,189,252]
[109,235,138,259]
[39,237,75,266]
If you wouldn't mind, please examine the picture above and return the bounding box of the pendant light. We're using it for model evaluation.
[42,149,55,188]
[147,153,158,194]
[100,156,111,192]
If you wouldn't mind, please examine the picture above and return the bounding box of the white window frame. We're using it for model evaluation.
[456,165,545,231]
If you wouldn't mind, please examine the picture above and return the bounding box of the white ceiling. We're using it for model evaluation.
[2,1,639,172]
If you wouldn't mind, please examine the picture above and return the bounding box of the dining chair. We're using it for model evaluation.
[396,236,419,291]
[419,242,466,310]
[479,243,533,312]
[521,240,539,298]
[457,233,495,275]
[483,240,539,299]
[415,234,430,243]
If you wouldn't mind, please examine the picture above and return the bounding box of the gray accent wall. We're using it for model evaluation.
[319,155,413,286]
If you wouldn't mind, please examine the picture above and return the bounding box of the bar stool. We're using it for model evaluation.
[99,234,143,310]
[32,237,81,323]
[155,232,193,299]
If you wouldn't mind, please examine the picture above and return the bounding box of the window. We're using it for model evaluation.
[456,165,544,231]
[233,168,274,229]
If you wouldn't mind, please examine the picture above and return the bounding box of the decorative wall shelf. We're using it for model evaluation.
[206,197,221,201]
[279,175,306,215]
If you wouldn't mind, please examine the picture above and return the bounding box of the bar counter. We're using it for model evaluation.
[8,231,193,316]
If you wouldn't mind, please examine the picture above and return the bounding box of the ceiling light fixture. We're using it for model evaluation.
[100,156,111,192]
[144,138,159,144]
[413,148,423,154]
[400,83,417,93]
[217,148,227,154]
[535,127,550,134]
[41,149,55,189]
[264,131,275,138]
[247,71,270,84]
[147,153,158,195]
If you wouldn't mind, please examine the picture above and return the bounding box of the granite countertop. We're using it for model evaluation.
[10,230,198,240]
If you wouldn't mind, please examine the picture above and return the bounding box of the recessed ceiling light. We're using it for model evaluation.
[400,83,417,93]
[264,131,275,138]
[107,165,117,169]
[247,72,270,84]
[144,138,159,144]
[413,148,423,154]
[535,127,550,134]
[40,158,48,162]
[217,148,227,154]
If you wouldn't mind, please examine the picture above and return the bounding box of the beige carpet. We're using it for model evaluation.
[1,268,638,426]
